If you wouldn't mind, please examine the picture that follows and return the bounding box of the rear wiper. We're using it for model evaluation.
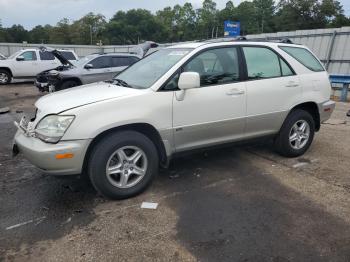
[112,78,132,88]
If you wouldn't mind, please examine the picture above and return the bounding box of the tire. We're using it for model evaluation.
[274,109,315,157]
[59,80,79,90]
[0,69,11,85]
[88,131,159,199]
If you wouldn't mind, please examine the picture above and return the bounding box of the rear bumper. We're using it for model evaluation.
[318,100,336,123]
[14,130,91,175]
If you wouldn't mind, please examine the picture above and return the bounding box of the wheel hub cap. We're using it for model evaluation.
[105,146,148,189]
[289,120,310,150]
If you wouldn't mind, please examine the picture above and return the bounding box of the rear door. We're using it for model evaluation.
[82,56,112,83]
[242,46,301,137]
[38,51,60,72]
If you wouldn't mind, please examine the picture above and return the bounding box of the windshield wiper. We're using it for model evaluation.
[112,78,132,88]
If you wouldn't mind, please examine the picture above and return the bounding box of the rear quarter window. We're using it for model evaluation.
[279,46,324,72]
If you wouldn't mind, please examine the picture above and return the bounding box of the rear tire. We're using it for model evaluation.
[0,70,11,85]
[274,109,315,157]
[88,131,159,200]
[59,80,79,90]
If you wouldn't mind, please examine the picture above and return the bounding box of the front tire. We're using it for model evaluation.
[274,109,315,157]
[88,131,159,199]
[0,70,11,85]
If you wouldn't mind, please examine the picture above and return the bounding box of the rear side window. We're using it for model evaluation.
[279,46,324,72]
[60,51,76,61]
[39,51,55,60]
[90,56,111,69]
[112,56,139,67]
[243,46,294,79]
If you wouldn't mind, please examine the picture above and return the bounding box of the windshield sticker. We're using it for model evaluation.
[168,51,189,56]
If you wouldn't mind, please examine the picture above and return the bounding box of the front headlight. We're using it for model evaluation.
[35,115,75,143]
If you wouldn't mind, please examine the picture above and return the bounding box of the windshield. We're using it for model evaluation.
[115,48,192,89]
[75,55,97,67]
[8,50,22,59]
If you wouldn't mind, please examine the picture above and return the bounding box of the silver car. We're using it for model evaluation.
[13,39,335,199]
[38,42,158,92]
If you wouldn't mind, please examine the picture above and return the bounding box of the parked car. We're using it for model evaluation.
[0,53,6,60]
[13,39,335,199]
[35,47,79,92]
[0,48,78,84]
[36,41,158,92]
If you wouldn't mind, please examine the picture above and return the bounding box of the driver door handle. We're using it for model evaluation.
[226,89,245,96]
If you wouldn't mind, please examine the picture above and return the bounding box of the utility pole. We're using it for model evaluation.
[89,25,93,45]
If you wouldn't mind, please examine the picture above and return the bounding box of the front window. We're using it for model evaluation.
[20,51,37,61]
[116,48,192,89]
[90,56,111,69]
[184,47,240,86]
[75,55,97,67]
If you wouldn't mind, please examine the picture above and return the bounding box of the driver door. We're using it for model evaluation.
[172,47,247,152]
[82,56,113,84]
[13,51,40,77]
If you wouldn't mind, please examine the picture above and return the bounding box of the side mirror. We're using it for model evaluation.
[178,72,200,90]
[16,56,24,61]
[84,63,93,69]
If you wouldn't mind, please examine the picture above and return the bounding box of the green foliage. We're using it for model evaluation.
[0,0,349,44]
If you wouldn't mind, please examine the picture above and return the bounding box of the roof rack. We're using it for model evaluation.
[199,36,296,45]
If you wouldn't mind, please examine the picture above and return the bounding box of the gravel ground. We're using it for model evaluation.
[0,83,350,262]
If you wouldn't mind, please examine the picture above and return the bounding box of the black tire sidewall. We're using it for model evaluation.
[275,109,315,157]
[88,131,159,199]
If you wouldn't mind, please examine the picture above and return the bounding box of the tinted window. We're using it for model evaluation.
[112,56,139,67]
[243,47,281,79]
[281,59,294,76]
[60,51,76,60]
[279,46,324,72]
[21,51,37,61]
[90,56,111,69]
[39,51,55,60]
[184,47,240,86]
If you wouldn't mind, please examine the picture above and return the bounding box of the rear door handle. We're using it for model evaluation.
[226,89,245,96]
[285,81,299,87]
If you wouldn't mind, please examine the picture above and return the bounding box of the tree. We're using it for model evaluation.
[49,18,72,44]
[70,13,107,45]
[253,0,276,33]
[29,25,51,43]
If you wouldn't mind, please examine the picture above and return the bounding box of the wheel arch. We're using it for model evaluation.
[82,123,169,175]
[289,101,320,131]
[62,77,82,85]
[0,67,13,77]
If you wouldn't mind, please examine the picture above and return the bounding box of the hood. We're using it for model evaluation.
[39,46,74,67]
[35,82,145,114]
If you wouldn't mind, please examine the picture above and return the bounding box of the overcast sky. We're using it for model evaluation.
[1,0,350,29]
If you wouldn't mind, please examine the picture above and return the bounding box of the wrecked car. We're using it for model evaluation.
[36,41,158,92]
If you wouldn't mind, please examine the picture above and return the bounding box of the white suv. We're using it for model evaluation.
[0,48,78,84]
[13,40,335,199]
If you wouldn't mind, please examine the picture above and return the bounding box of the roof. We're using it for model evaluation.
[167,38,304,50]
